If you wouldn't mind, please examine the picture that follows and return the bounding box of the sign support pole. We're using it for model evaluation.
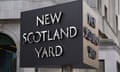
[62,66,72,72]
[35,68,38,72]
[35,66,72,72]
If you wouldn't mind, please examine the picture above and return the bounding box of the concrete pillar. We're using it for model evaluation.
[105,53,117,72]
[20,68,35,72]
[73,69,96,72]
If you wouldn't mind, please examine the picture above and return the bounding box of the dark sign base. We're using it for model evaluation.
[20,63,96,69]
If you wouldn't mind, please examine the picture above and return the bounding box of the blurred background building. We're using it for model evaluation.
[0,0,120,72]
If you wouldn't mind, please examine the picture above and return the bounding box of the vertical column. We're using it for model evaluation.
[73,69,97,72]
[16,41,20,72]
[105,57,117,72]
[105,50,117,72]
[20,68,35,72]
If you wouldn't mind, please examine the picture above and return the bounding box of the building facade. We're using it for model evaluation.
[0,0,120,72]
[86,0,120,72]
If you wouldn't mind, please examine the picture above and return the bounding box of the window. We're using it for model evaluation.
[118,0,120,14]
[104,6,108,21]
[116,15,118,34]
[87,14,96,28]
[97,0,101,14]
